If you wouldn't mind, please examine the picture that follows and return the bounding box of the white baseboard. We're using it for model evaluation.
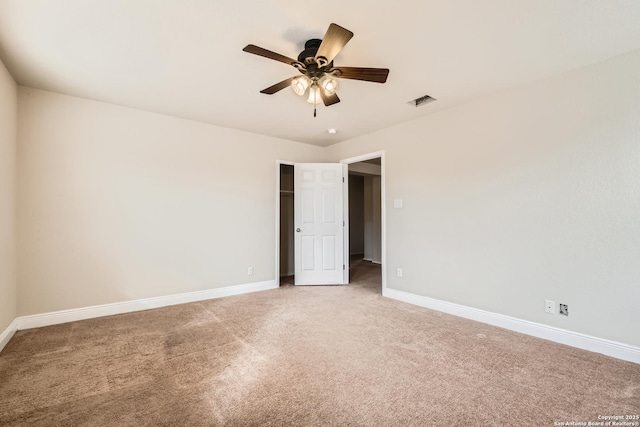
[383,288,640,365]
[0,318,19,353]
[15,280,277,332]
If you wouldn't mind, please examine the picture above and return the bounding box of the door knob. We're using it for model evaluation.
[296,228,301,232]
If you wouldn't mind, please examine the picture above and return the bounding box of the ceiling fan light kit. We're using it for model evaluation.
[295,75,338,103]
[243,23,389,117]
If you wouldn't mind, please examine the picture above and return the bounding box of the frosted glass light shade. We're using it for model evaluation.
[321,77,339,95]
[291,76,309,96]
[307,86,321,104]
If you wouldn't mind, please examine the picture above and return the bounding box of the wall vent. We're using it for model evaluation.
[408,94,436,107]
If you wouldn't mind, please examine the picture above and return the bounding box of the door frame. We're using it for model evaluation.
[275,152,385,291]
[340,151,386,292]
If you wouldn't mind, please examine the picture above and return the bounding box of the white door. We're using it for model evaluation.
[294,163,345,285]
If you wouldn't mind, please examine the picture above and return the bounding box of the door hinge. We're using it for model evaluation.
[343,220,345,226]
[343,264,345,270]
[342,177,344,182]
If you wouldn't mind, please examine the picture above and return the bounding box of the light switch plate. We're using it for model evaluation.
[394,199,403,209]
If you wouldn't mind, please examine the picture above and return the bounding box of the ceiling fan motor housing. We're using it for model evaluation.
[297,39,334,79]
[298,39,322,62]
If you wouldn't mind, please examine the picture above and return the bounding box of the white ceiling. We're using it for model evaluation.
[1,1,640,147]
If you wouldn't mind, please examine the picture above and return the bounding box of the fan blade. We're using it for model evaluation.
[315,23,354,64]
[260,76,296,94]
[243,44,298,66]
[320,90,340,107]
[334,67,389,83]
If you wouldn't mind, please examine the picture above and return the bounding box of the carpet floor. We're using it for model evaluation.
[1,260,638,426]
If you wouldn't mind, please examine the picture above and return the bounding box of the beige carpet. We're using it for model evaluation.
[1,260,639,426]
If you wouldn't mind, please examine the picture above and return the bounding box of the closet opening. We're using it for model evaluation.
[279,163,294,286]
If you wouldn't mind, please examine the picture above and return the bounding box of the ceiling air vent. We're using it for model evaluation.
[408,94,436,107]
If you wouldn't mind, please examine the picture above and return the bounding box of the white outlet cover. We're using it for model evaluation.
[394,199,403,209]
[545,300,555,314]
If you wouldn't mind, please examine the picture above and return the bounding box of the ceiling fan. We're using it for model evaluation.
[242,23,389,116]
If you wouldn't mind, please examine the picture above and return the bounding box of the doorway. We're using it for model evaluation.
[346,157,383,294]
[276,152,385,292]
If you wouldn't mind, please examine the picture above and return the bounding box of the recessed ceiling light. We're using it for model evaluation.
[328,128,337,134]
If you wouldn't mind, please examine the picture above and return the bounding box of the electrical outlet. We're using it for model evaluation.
[545,300,555,314]
[248,267,253,276]
[559,304,568,316]
[396,268,403,278]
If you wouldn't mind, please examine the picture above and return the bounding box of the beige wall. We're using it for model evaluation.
[0,59,17,331]
[326,50,640,347]
[17,88,323,315]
